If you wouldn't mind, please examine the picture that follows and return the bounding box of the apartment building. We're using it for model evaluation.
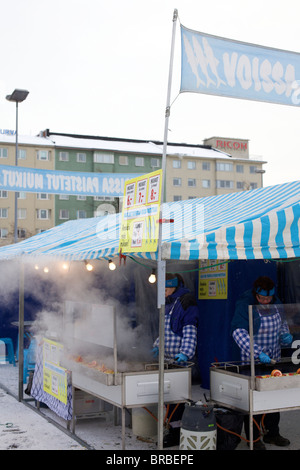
[0,129,265,245]
[167,136,265,201]
[0,132,54,246]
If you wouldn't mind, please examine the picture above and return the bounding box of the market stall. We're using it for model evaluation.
[0,180,299,448]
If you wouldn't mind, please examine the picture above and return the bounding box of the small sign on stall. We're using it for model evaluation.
[43,338,68,405]
[119,169,162,253]
[198,260,228,299]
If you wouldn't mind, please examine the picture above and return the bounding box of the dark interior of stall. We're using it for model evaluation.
[1,256,300,392]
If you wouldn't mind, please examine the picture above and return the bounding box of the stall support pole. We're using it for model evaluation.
[18,262,25,401]
[156,9,178,450]
[157,258,166,449]
[249,305,255,450]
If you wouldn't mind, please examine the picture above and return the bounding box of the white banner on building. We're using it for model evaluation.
[0,164,142,197]
[180,24,300,106]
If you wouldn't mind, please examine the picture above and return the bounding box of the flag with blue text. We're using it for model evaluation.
[180,24,300,106]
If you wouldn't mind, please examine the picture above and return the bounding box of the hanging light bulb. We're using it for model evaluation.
[108,260,116,271]
[148,269,156,284]
[43,266,49,273]
[34,264,39,270]
[85,261,94,271]
[62,262,69,271]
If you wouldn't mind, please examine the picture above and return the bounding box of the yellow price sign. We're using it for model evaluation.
[43,338,68,405]
[119,169,162,253]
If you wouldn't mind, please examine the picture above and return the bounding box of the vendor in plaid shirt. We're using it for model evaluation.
[152,273,199,362]
[152,272,199,447]
[231,276,292,449]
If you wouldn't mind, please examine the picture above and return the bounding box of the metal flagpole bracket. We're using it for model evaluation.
[158,218,174,224]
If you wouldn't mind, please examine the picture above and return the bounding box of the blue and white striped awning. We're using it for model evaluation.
[0,180,299,262]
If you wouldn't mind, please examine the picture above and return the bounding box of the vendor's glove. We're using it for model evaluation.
[280,333,293,345]
[259,352,271,364]
[151,347,159,358]
[175,353,188,363]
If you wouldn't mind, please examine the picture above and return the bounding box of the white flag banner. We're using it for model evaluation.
[180,24,300,106]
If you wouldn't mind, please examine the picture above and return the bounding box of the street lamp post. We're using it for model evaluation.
[255,168,266,188]
[6,89,29,243]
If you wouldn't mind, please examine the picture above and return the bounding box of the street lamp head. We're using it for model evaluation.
[6,89,29,103]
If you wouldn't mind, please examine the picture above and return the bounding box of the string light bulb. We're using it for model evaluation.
[148,270,156,284]
[108,260,116,271]
[85,261,94,271]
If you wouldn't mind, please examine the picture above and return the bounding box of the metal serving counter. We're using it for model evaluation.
[210,359,300,413]
[62,301,191,449]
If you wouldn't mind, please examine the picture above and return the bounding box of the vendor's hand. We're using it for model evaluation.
[280,333,293,346]
[259,352,271,364]
[175,353,188,363]
[151,347,159,358]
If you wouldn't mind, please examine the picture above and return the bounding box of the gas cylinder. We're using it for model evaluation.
[179,402,217,450]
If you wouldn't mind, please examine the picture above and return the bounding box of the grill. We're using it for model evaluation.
[210,358,300,413]
[61,301,191,448]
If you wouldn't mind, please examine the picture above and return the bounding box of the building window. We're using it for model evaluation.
[17,149,26,160]
[151,158,159,168]
[59,195,69,200]
[135,156,144,167]
[0,190,8,198]
[77,152,86,163]
[173,195,182,201]
[202,162,210,171]
[237,181,244,189]
[37,209,50,219]
[236,164,244,173]
[17,192,26,199]
[216,180,234,189]
[0,228,8,238]
[250,183,258,189]
[77,195,86,200]
[187,161,196,170]
[250,165,258,173]
[18,208,27,219]
[37,193,50,200]
[0,209,8,218]
[173,160,181,169]
[173,177,182,186]
[59,151,69,161]
[119,155,128,165]
[59,209,69,219]
[77,210,87,219]
[0,148,8,158]
[94,196,114,201]
[17,228,26,239]
[202,179,211,188]
[37,150,49,161]
[94,152,114,163]
[188,178,196,187]
[216,162,233,172]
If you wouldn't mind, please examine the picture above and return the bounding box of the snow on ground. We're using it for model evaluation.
[0,388,85,450]
[1,362,300,451]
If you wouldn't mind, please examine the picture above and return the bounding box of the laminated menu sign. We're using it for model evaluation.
[198,260,228,299]
[119,169,162,253]
[43,338,68,404]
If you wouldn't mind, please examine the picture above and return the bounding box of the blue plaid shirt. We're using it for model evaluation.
[233,307,290,362]
[153,298,197,360]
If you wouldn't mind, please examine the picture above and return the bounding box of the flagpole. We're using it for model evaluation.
[157,8,178,450]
